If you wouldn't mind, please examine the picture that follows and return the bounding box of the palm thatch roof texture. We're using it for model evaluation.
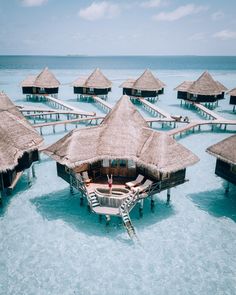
[72,68,112,89]
[0,92,43,172]
[228,87,236,96]
[44,95,198,174]
[120,69,166,91]
[206,135,236,165]
[174,71,227,95]
[21,67,60,88]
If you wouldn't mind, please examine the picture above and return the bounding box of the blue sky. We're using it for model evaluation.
[0,0,236,55]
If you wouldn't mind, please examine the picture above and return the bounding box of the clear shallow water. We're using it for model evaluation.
[0,56,236,295]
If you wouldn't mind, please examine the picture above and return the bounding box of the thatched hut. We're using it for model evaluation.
[227,88,236,112]
[120,69,166,102]
[206,135,236,191]
[72,68,112,100]
[44,95,198,230]
[0,92,43,199]
[174,71,227,105]
[21,67,60,100]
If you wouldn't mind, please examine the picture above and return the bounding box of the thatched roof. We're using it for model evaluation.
[21,67,60,88]
[72,68,112,89]
[228,87,236,97]
[0,92,43,172]
[206,135,236,165]
[120,69,166,91]
[174,71,227,95]
[174,81,193,92]
[44,95,198,173]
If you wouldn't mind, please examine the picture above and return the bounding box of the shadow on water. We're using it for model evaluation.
[188,185,236,222]
[31,188,175,238]
[0,174,30,216]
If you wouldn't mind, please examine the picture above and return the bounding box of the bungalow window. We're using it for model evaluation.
[40,87,45,92]
[89,88,94,92]
[119,160,127,168]
[65,166,70,174]
[231,165,236,174]
[128,160,135,168]
[193,94,198,98]
[111,159,118,168]
[136,89,142,95]
[102,159,109,167]
[161,172,170,180]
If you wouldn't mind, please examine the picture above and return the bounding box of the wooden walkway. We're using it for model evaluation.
[91,96,112,113]
[168,119,236,137]
[34,116,104,135]
[138,98,172,119]
[45,95,95,116]
[192,102,224,120]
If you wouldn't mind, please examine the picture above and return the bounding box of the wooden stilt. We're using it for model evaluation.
[32,164,36,178]
[151,195,155,212]
[105,215,110,226]
[167,188,171,204]
[139,199,144,217]
[225,182,230,194]
[80,196,84,206]
[27,168,32,187]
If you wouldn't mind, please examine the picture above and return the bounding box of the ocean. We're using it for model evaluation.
[0,56,236,295]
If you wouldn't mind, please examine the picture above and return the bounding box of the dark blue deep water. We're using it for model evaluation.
[1,55,236,70]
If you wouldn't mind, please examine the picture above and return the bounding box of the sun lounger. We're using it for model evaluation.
[132,179,153,193]
[125,174,144,189]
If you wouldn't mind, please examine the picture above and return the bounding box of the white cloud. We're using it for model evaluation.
[213,30,236,40]
[141,0,162,8]
[21,0,47,7]
[211,11,224,21]
[79,2,120,21]
[153,4,207,21]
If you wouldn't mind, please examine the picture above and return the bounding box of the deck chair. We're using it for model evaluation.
[82,171,92,184]
[125,174,144,189]
[132,179,153,193]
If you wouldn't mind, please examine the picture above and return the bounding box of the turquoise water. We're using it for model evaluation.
[0,56,236,295]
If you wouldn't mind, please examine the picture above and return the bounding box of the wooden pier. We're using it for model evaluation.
[138,98,172,119]
[34,116,104,135]
[168,119,236,138]
[44,95,95,116]
[192,102,224,120]
[91,95,112,113]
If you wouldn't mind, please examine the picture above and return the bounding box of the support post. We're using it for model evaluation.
[105,215,110,226]
[151,195,155,212]
[225,182,230,194]
[27,168,32,187]
[167,188,171,204]
[32,164,36,178]
[139,199,144,218]
[69,174,74,195]
[80,196,84,206]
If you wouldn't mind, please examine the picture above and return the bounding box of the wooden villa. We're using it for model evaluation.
[0,92,43,202]
[174,71,227,106]
[21,67,60,100]
[44,95,198,238]
[120,69,166,102]
[72,68,112,100]
[206,135,236,193]
[227,88,236,112]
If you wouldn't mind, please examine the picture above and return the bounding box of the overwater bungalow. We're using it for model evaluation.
[206,135,236,193]
[72,68,112,100]
[120,69,166,102]
[0,92,43,202]
[227,88,236,112]
[44,95,198,237]
[174,71,227,106]
[21,67,60,100]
